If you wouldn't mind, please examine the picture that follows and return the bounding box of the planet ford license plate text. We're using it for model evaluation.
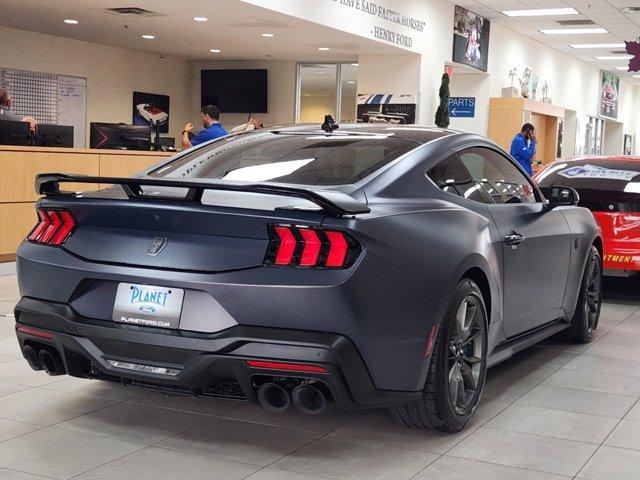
[113,283,184,329]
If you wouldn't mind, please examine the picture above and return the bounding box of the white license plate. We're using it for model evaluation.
[112,283,184,329]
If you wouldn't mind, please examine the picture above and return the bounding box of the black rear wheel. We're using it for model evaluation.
[566,245,602,343]
[391,279,488,431]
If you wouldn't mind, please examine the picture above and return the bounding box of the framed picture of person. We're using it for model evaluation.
[452,5,491,72]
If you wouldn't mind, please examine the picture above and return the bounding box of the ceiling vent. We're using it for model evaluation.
[620,7,640,13]
[105,7,160,17]
[556,19,596,26]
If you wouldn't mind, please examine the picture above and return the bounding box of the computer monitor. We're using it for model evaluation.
[0,119,31,146]
[89,122,151,150]
[36,124,74,148]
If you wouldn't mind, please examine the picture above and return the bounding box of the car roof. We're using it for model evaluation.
[264,124,459,144]
[566,155,640,164]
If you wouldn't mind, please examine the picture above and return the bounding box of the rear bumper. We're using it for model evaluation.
[14,297,421,409]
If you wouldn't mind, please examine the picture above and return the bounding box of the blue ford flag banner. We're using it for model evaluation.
[448,97,476,118]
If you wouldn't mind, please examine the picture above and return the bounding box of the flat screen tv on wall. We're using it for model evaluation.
[452,5,490,72]
[201,69,268,113]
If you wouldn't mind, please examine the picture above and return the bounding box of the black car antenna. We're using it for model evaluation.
[321,115,340,133]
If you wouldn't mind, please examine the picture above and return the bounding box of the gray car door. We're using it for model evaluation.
[458,147,572,338]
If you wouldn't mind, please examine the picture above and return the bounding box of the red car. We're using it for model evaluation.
[535,156,640,276]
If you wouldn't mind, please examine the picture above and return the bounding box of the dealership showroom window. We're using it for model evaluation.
[1,0,640,478]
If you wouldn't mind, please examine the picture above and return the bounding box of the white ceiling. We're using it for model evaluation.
[456,0,640,82]
[0,0,402,61]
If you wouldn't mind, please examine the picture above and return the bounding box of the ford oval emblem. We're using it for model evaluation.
[148,236,168,256]
[139,305,156,314]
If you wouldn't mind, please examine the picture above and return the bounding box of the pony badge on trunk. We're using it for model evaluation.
[148,236,168,256]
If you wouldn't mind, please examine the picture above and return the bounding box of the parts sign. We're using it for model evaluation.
[448,97,476,118]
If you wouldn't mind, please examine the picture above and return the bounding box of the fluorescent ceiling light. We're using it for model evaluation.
[63,19,78,24]
[193,16,208,22]
[503,7,579,17]
[571,43,626,49]
[350,63,359,67]
[540,27,607,35]
[614,66,628,70]
[596,55,633,60]
[142,34,155,39]
[318,47,330,51]
[261,33,275,37]
[634,75,640,78]
[347,81,356,84]
[209,48,221,53]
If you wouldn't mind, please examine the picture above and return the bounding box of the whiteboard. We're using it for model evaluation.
[0,68,87,147]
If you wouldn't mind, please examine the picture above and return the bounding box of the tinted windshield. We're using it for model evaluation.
[537,158,640,211]
[151,131,419,185]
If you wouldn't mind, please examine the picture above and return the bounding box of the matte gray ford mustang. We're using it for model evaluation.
[14,124,603,431]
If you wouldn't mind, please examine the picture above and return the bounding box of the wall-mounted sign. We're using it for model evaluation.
[448,97,475,118]
[453,5,491,72]
[357,93,417,124]
[599,71,619,119]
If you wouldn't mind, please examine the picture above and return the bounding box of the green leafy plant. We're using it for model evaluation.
[435,73,450,128]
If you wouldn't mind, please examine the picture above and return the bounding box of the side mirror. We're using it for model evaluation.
[547,186,580,209]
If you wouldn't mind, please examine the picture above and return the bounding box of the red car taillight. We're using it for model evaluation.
[265,224,360,269]
[28,208,77,246]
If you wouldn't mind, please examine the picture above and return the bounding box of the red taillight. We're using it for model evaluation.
[273,226,296,265]
[325,231,348,268]
[27,208,76,246]
[245,360,328,374]
[265,224,360,269]
[16,325,55,340]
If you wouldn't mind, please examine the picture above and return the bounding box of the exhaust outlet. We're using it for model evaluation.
[22,345,42,371]
[38,349,65,376]
[292,384,327,415]
[257,383,290,412]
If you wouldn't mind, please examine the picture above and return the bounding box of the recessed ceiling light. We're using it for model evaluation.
[571,43,626,49]
[261,33,275,37]
[318,47,330,51]
[64,19,78,24]
[350,63,359,67]
[142,34,155,39]
[540,27,607,35]
[209,48,221,53]
[595,55,633,60]
[614,66,628,71]
[193,16,208,22]
[503,7,579,17]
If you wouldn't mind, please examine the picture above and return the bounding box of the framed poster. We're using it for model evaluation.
[599,71,619,119]
[452,6,491,72]
[132,91,170,133]
[624,134,633,156]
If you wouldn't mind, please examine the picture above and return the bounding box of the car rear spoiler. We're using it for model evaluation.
[35,173,370,217]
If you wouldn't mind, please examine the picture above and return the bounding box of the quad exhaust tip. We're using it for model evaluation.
[292,384,327,415]
[22,345,42,371]
[257,383,290,412]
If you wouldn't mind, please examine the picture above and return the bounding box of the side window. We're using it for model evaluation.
[459,148,538,204]
[427,155,494,204]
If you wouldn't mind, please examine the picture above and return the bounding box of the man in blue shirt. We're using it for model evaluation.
[510,123,537,176]
[181,104,227,149]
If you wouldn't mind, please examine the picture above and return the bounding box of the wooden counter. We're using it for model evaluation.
[0,146,173,260]
[488,97,565,166]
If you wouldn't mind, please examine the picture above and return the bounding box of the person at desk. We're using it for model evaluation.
[181,104,227,149]
[0,88,37,131]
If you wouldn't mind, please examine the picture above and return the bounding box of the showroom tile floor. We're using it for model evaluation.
[1,263,640,479]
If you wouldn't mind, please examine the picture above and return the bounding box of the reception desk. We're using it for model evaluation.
[0,146,173,261]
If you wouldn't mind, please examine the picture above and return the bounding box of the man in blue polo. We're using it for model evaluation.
[181,104,227,149]
[510,123,537,176]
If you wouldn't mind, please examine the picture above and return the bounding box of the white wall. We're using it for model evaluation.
[0,25,192,145]
[448,21,640,157]
[190,60,296,129]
